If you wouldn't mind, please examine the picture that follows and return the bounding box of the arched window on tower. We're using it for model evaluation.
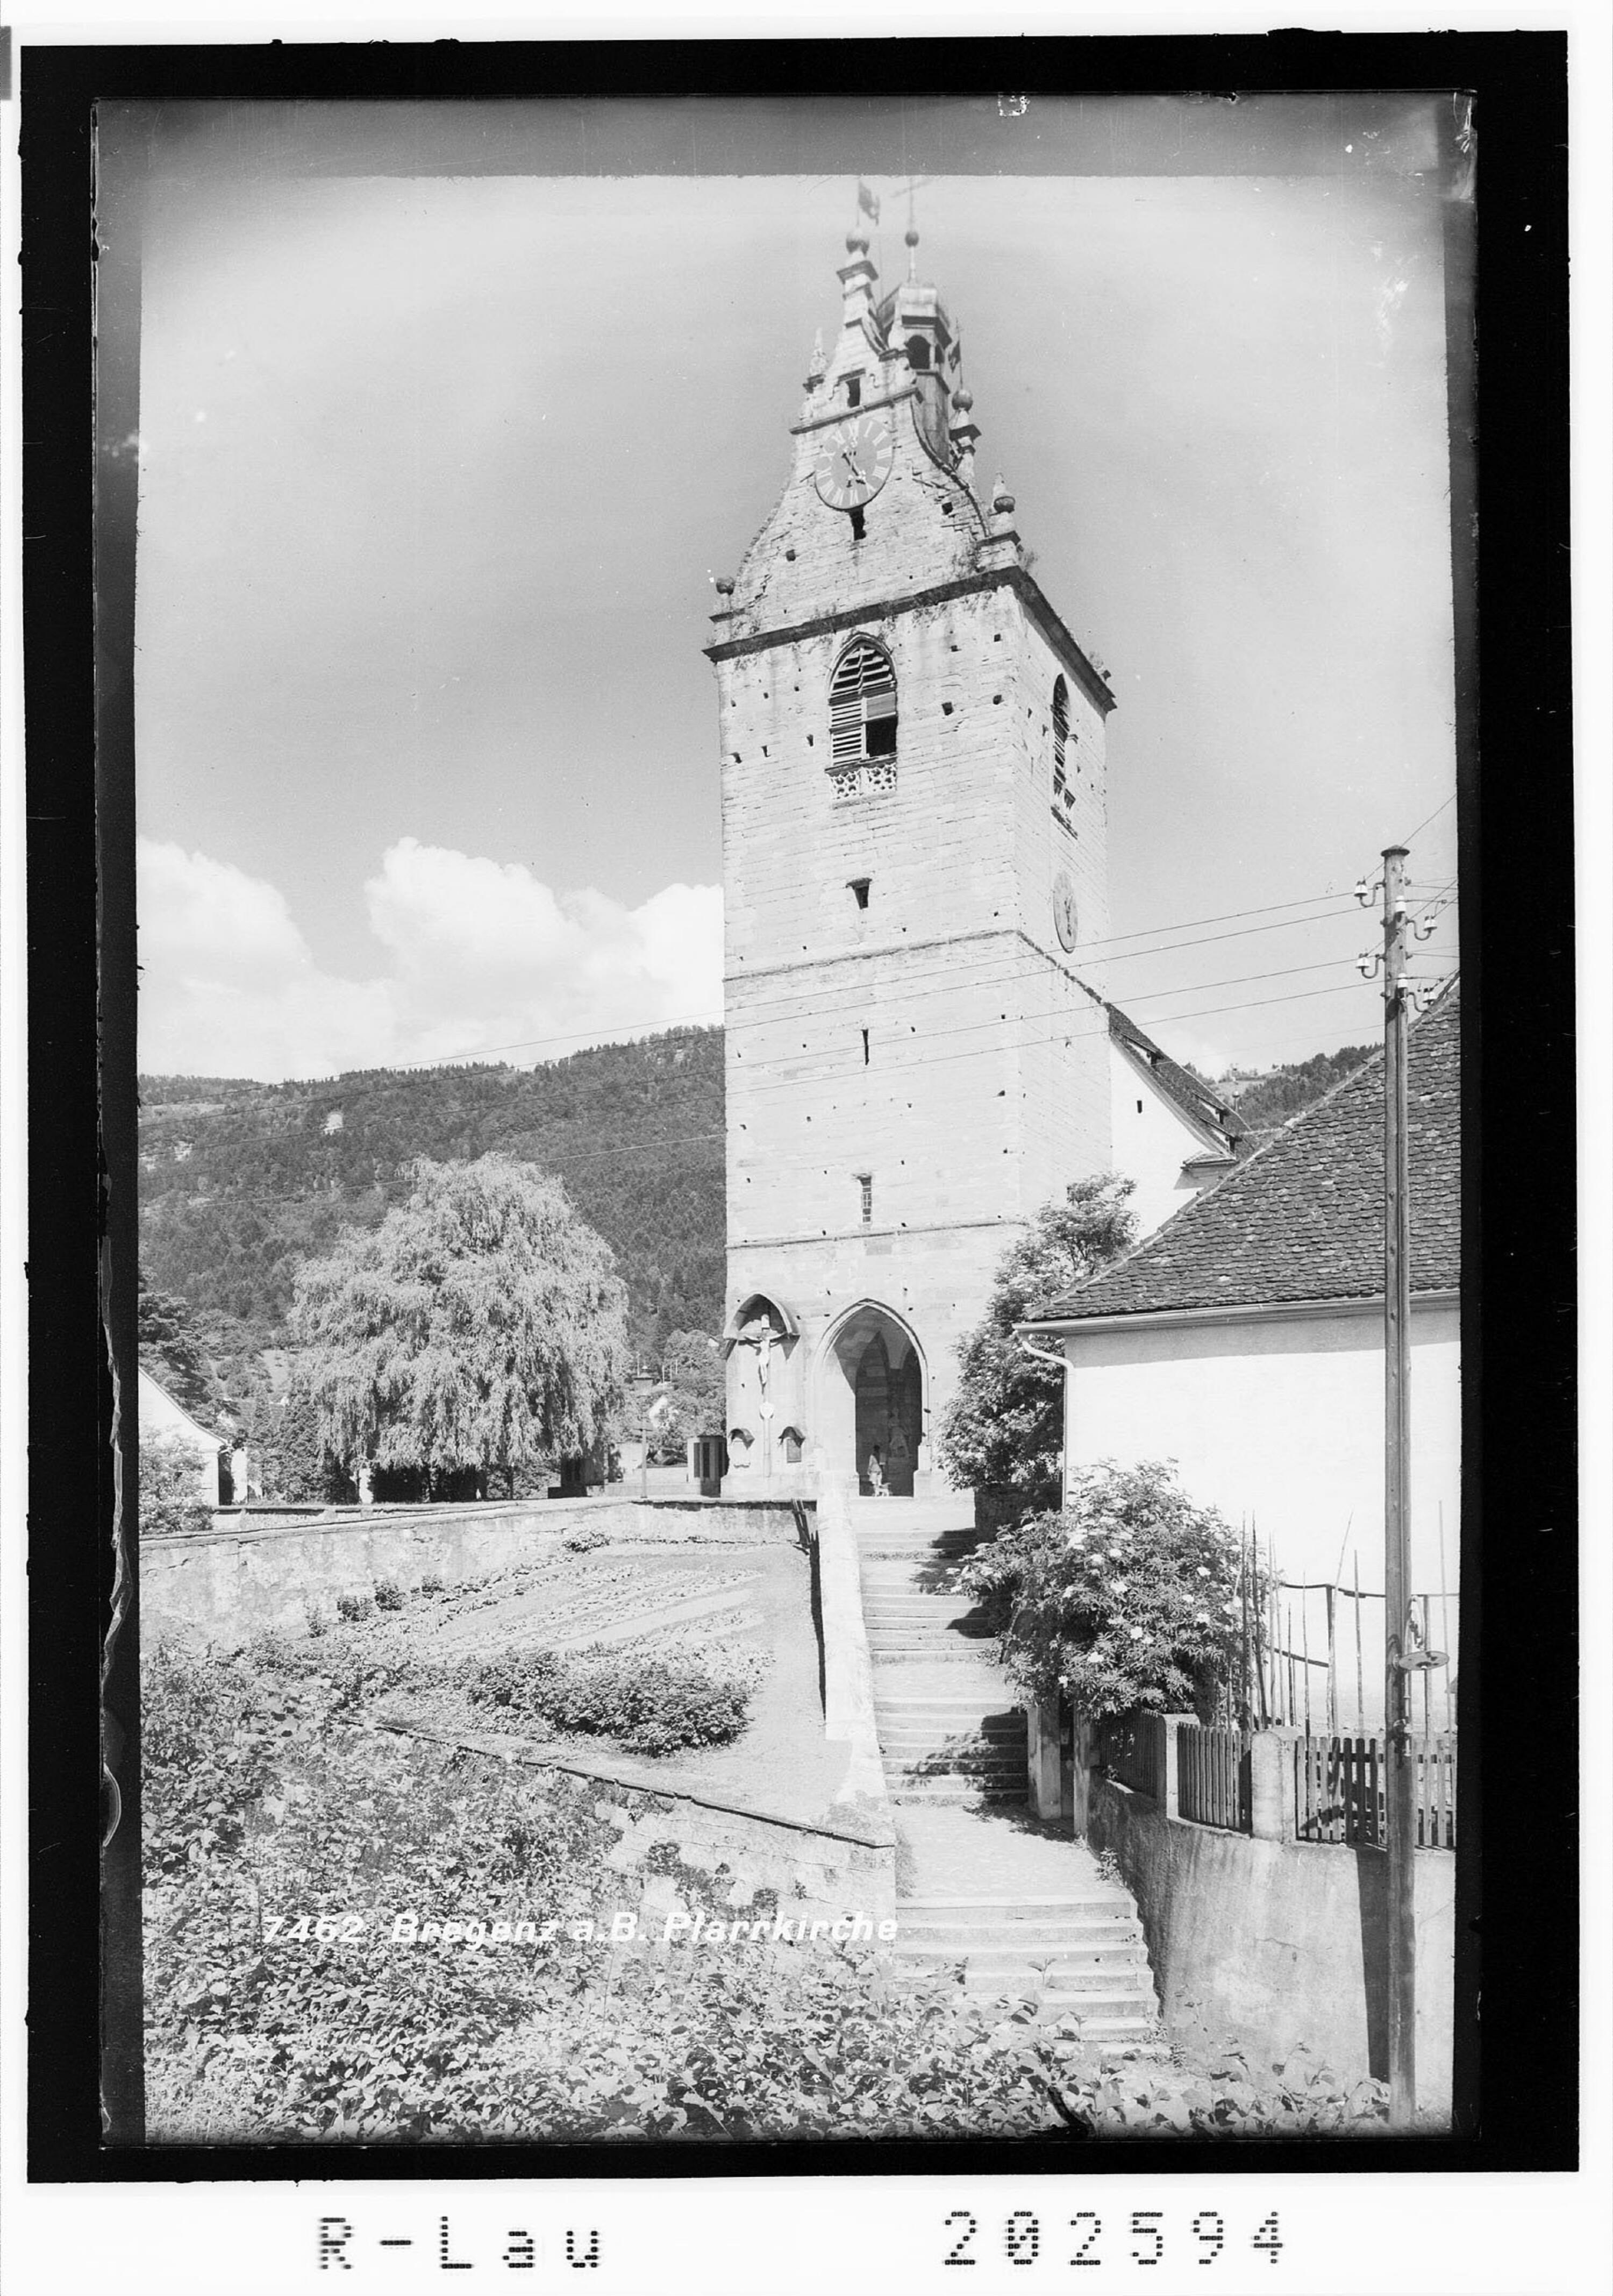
[905,335,931,372]
[830,639,898,768]
[1051,675,1073,823]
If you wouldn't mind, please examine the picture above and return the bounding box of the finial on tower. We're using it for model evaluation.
[905,223,919,282]
[948,386,980,483]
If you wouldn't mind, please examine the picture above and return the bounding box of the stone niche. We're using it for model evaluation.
[720,1291,810,1496]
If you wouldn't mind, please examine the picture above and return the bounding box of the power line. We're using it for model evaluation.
[139,967,1426,1210]
[148,887,1366,1089]
[1393,791,1457,852]
[139,908,1461,1177]
[726,954,1371,1103]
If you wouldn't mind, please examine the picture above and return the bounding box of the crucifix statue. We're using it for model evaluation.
[736,1312,780,1477]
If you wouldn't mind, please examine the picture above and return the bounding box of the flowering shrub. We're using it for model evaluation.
[956,1461,1246,1721]
[471,1645,753,1755]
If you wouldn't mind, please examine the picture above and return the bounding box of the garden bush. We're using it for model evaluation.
[470,1644,750,1755]
[374,1579,405,1611]
[955,1460,1250,1722]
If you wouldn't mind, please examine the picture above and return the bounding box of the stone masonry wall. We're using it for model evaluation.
[375,1717,896,1962]
[142,1496,809,1643]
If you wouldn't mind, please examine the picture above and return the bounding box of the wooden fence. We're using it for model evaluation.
[1176,1724,1252,1833]
[1093,1715,1457,1851]
[1292,1733,1458,1850]
[1100,1714,1166,1805]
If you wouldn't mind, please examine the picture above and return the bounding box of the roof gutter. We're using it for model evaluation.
[1017,1286,1461,1340]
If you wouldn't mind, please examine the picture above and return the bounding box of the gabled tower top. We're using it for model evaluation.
[803,212,972,470]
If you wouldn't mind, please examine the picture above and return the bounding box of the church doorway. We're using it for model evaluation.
[819,1302,925,1495]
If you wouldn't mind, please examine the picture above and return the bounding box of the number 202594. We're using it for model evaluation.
[943,2210,1283,2270]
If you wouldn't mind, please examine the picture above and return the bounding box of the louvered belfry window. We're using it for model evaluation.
[830,639,898,765]
[1051,675,1070,797]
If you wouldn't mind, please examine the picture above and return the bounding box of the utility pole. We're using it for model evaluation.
[1365,844,1416,2127]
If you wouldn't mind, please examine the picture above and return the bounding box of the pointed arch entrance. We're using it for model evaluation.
[817,1300,927,1496]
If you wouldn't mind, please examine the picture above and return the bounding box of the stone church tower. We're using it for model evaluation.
[706,223,1121,1498]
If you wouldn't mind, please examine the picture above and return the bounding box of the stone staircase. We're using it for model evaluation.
[852,1494,1160,2041]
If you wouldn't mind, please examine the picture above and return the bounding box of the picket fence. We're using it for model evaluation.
[1176,1723,1252,1833]
[1096,1716,1457,1851]
[1291,1732,1458,1851]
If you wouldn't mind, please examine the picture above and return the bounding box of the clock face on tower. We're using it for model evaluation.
[1052,870,1079,952]
[813,414,895,510]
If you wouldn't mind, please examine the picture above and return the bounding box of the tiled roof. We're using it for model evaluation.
[1033,980,1461,1321]
[1105,1003,1251,1153]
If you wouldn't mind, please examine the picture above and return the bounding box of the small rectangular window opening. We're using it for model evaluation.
[849,505,866,542]
[858,1173,873,1226]
[861,1027,870,1065]
[849,877,871,909]
[846,375,862,408]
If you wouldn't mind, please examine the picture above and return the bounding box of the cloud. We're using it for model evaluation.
[137,836,723,1081]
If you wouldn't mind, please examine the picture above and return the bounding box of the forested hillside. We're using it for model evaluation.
[139,1022,1371,1393]
[138,1027,724,1368]
[1219,1043,1374,1129]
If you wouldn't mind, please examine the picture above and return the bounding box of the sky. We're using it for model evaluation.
[123,95,1462,1084]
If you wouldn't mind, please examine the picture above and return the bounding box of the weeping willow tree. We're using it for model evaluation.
[293,1156,628,1494]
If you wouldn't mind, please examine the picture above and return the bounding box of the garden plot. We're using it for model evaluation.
[325,1540,851,1828]
[420,1552,769,1660]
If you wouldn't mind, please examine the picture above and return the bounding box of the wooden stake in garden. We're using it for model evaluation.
[1439,1503,1453,1731]
[1243,1521,1263,1728]
[1301,1596,1313,1735]
[1326,1582,1339,1736]
[1353,1551,1365,1735]
[1286,1600,1296,1726]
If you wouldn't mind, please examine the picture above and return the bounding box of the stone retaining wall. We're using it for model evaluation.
[1089,1775,1455,2121]
[144,1495,810,1642]
[376,1713,895,1958]
[812,1484,887,1809]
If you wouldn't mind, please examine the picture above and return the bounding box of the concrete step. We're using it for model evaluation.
[899,1894,1137,1919]
[869,1653,996,1666]
[868,1635,994,1649]
[878,1739,1025,1759]
[862,1591,981,1607]
[898,1915,1143,1945]
[885,1766,1026,1782]
[1041,2004,1161,2035]
[899,1963,1149,2003]
[881,1754,1023,1772]
[875,1695,1019,1711]
[863,1617,994,1634]
[896,1967,1154,2015]
[894,1941,1145,1976]
[890,1781,1027,1800]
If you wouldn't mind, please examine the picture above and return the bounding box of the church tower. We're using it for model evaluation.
[707,222,1118,1497]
